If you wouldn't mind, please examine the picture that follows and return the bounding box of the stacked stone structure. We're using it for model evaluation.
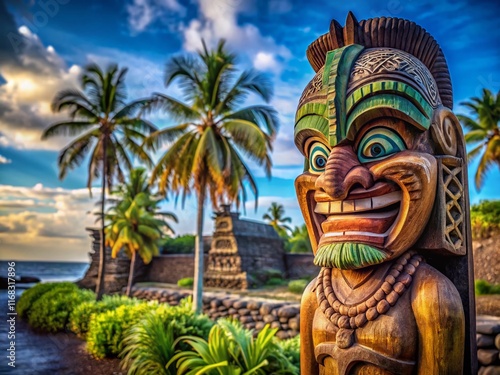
[204,205,286,289]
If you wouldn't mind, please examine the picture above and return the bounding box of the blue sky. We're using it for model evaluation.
[0,0,499,261]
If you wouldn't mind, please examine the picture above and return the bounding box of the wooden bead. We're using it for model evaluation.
[385,275,396,284]
[338,315,350,328]
[395,264,404,272]
[366,297,377,308]
[331,313,341,325]
[339,304,349,316]
[366,307,379,321]
[325,307,334,319]
[404,263,416,274]
[348,307,357,317]
[349,317,357,329]
[332,300,341,311]
[394,282,405,294]
[409,258,420,267]
[356,303,368,314]
[326,293,336,306]
[374,289,386,301]
[355,313,367,328]
[386,291,400,306]
[381,281,392,294]
[398,273,412,286]
[377,300,390,314]
[389,269,400,278]
[320,299,330,310]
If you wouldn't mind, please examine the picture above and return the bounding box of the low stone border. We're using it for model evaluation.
[477,315,500,374]
[130,286,299,339]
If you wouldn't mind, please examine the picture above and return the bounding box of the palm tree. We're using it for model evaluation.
[263,202,292,237]
[41,64,157,299]
[146,40,278,312]
[458,88,500,190]
[286,224,312,254]
[105,168,178,297]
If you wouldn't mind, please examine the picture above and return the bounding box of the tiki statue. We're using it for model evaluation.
[295,13,476,374]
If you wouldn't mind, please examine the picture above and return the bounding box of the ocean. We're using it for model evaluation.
[0,261,89,285]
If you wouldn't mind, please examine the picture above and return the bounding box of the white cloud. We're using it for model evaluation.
[253,52,281,74]
[182,0,291,74]
[0,26,81,150]
[0,155,12,164]
[126,0,186,33]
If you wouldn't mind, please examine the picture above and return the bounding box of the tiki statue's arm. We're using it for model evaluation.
[300,278,319,375]
[411,263,465,374]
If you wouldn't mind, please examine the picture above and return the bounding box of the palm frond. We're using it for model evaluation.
[151,93,201,122]
[222,105,279,137]
[41,122,97,140]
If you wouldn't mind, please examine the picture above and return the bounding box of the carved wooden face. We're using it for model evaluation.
[294,47,444,269]
[295,118,438,269]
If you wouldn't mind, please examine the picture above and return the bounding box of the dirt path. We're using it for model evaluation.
[0,291,122,375]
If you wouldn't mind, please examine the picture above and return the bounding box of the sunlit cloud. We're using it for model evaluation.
[0,26,81,151]
[0,184,100,261]
[0,155,12,164]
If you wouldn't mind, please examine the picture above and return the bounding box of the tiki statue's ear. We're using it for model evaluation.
[431,106,461,157]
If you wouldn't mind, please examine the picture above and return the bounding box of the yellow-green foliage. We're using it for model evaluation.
[27,286,95,333]
[277,335,300,370]
[86,301,159,358]
[16,282,76,319]
[471,200,500,239]
[69,295,141,338]
[475,279,500,295]
[120,299,214,375]
[177,277,194,287]
[169,318,299,375]
[288,279,308,294]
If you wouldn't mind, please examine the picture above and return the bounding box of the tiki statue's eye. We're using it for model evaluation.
[309,142,329,174]
[357,127,406,163]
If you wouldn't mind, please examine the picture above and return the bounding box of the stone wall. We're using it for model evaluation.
[130,286,299,339]
[477,315,500,374]
[77,228,147,293]
[284,253,318,279]
[142,254,208,284]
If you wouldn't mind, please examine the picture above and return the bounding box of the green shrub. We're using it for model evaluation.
[177,277,194,288]
[471,200,500,239]
[255,268,283,284]
[288,279,308,294]
[266,277,286,286]
[169,318,298,375]
[121,311,175,375]
[86,300,159,358]
[159,234,195,254]
[120,299,214,374]
[28,286,95,333]
[277,335,300,370]
[17,282,76,319]
[69,295,140,338]
[475,279,500,295]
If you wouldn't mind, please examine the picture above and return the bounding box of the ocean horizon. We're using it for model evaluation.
[0,260,89,284]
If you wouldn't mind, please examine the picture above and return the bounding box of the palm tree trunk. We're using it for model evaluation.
[95,136,107,301]
[193,185,206,313]
[126,252,136,297]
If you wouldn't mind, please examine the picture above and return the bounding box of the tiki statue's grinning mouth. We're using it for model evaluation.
[311,182,402,248]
